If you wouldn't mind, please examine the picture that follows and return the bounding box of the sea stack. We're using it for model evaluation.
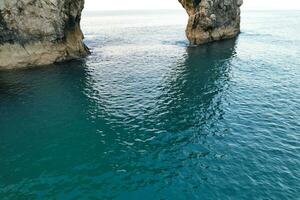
[179,0,243,45]
[0,0,89,69]
[0,0,242,69]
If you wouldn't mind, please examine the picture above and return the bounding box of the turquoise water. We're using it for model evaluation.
[1,10,300,199]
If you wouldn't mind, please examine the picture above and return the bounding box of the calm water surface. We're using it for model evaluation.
[0,10,300,199]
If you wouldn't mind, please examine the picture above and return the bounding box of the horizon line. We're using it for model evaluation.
[84,8,300,11]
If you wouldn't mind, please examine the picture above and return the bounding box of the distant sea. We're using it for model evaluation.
[0,10,300,199]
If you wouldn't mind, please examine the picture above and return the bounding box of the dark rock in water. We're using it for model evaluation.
[179,0,243,45]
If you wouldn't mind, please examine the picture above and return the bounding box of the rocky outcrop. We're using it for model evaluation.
[0,0,89,69]
[0,0,242,69]
[179,0,243,45]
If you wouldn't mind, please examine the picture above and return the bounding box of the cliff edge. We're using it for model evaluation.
[0,0,89,69]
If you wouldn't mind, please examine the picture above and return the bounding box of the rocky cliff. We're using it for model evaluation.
[0,0,89,69]
[0,0,242,69]
[179,0,243,45]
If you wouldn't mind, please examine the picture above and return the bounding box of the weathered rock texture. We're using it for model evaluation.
[179,0,243,45]
[0,0,242,69]
[0,0,89,69]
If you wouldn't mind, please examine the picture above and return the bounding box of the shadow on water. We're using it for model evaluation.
[76,38,239,198]
[0,39,238,199]
[0,59,89,99]
[154,38,237,133]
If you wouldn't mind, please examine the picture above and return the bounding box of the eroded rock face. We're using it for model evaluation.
[179,0,243,45]
[0,0,242,69]
[0,0,89,69]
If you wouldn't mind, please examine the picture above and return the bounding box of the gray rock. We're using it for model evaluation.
[0,0,89,69]
[179,0,243,45]
[0,0,242,69]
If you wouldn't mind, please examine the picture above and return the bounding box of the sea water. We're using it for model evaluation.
[0,10,300,199]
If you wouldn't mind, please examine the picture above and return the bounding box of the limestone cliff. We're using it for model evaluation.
[0,0,242,69]
[179,0,243,45]
[0,0,89,69]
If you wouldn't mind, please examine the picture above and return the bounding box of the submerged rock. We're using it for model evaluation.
[0,0,89,69]
[179,0,243,45]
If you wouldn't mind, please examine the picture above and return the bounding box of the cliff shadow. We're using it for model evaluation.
[152,38,238,134]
